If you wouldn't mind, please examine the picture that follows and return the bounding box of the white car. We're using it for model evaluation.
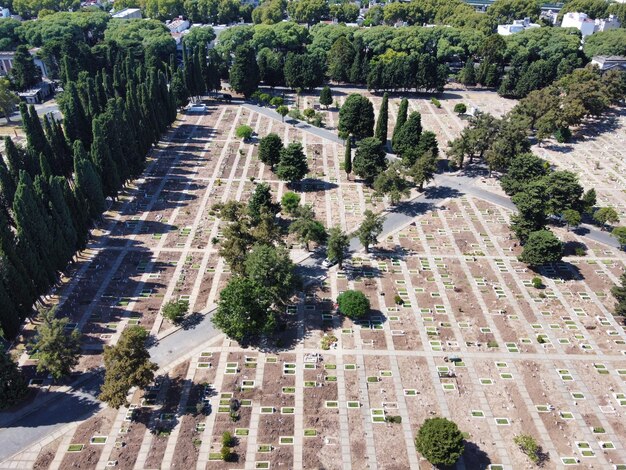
[322,258,338,268]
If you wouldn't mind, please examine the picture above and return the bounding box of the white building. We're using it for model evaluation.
[497,18,540,36]
[167,18,190,33]
[0,49,49,79]
[561,12,621,38]
[591,56,626,72]
[112,8,142,20]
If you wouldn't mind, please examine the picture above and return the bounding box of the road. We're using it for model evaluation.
[1,100,619,464]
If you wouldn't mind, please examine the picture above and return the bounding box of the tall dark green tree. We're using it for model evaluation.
[344,138,352,179]
[0,345,27,409]
[392,98,408,152]
[229,45,260,98]
[73,141,105,219]
[10,45,41,91]
[338,94,374,140]
[375,92,389,148]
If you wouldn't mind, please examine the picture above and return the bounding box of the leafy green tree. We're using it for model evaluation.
[235,125,253,141]
[612,226,626,248]
[229,45,259,98]
[457,59,476,86]
[212,277,276,342]
[543,171,584,216]
[519,229,563,266]
[162,299,189,324]
[375,92,389,147]
[0,345,28,410]
[338,94,374,140]
[561,209,581,232]
[327,36,354,82]
[248,182,279,223]
[100,326,157,409]
[73,141,105,219]
[0,78,19,123]
[393,111,422,157]
[594,206,619,229]
[584,29,626,58]
[500,153,547,196]
[373,161,410,205]
[244,244,298,304]
[31,309,81,380]
[344,138,352,179]
[337,290,370,319]
[219,219,254,275]
[409,150,438,191]
[326,226,349,267]
[319,86,332,109]
[357,209,384,253]
[392,98,408,152]
[414,417,465,467]
[287,0,329,24]
[289,204,327,250]
[510,181,547,243]
[353,137,387,184]
[580,188,597,215]
[10,45,41,91]
[283,52,326,90]
[281,191,301,215]
[277,142,308,184]
[276,105,289,122]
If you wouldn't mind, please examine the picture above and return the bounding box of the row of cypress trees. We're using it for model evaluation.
[0,51,183,339]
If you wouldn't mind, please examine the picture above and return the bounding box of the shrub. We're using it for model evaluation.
[321,334,338,350]
[487,340,498,348]
[453,103,467,114]
[394,294,404,305]
[161,300,189,324]
[337,290,370,319]
[281,191,301,215]
[222,431,235,447]
[303,108,315,120]
[431,97,441,108]
[270,96,284,107]
[385,415,402,423]
[574,246,587,256]
[221,445,233,461]
[514,434,540,464]
[235,125,253,141]
[414,417,464,466]
[531,277,543,289]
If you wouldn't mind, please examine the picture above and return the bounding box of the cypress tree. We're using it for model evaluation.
[62,82,91,147]
[0,269,21,339]
[0,344,27,404]
[392,98,408,153]
[20,104,52,160]
[74,141,106,218]
[4,137,23,180]
[344,138,352,179]
[394,111,422,156]
[375,92,389,148]
[90,115,121,197]
[48,176,78,259]
[61,177,89,250]
[33,174,70,271]
[0,158,16,211]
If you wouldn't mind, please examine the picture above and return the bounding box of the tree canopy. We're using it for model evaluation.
[337,290,370,319]
[414,417,465,467]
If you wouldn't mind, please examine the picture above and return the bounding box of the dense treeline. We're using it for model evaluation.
[0,17,186,339]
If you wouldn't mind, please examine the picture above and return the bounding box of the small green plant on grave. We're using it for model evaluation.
[230,398,240,412]
[394,294,404,305]
[385,415,402,423]
[321,334,338,350]
[230,411,240,422]
[513,434,541,464]
[211,237,220,245]
[574,246,587,256]
[222,431,235,447]
[538,292,546,299]
[221,445,234,461]
[487,340,499,348]
[161,299,189,324]
[531,277,543,289]
[431,97,441,108]
[193,438,202,448]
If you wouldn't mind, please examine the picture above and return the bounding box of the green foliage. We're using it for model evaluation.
[327,36,354,82]
[356,209,384,253]
[338,94,374,140]
[543,171,584,216]
[519,229,563,266]
[244,244,298,304]
[0,345,28,410]
[281,191,301,215]
[10,45,41,91]
[612,226,626,248]
[229,45,259,98]
[182,26,216,50]
[276,105,289,121]
[408,150,437,191]
[373,161,410,205]
[212,277,276,342]
[247,182,279,222]
[531,276,543,289]
[611,272,626,318]
[593,206,619,228]
[30,308,81,380]
[235,124,253,141]
[270,96,283,107]
[514,434,541,464]
[161,299,189,324]
[277,142,309,183]
[344,138,352,176]
[289,204,327,250]
[391,98,408,152]
[414,417,465,467]
[562,209,581,230]
[337,290,370,319]
[430,97,441,108]
[0,78,19,122]
[100,326,158,409]
[500,153,547,196]
[287,0,329,24]
[319,85,332,108]
[326,226,349,267]
[222,431,235,447]
[584,29,626,58]
[580,188,596,215]
[353,137,387,183]
[374,92,389,146]
[453,103,467,114]
[393,111,422,157]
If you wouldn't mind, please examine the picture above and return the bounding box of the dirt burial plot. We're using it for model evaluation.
[301,354,341,470]
[170,353,220,469]
[58,407,117,468]
[33,436,63,470]
[144,361,190,468]
[341,353,367,469]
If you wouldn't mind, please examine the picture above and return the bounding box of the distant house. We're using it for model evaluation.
[591,56,626,73]
[167,18,190,33]
[18,81,54,104]
[561,12,621,38]
[0,49,49,79]
[497,18,540,35]
[112,8,142,20]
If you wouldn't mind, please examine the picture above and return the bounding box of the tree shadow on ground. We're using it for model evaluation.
[297,178,339,193]
[572,108,624,143]
[534,262,584,281]
[563,240,588,257]
[462,440,492,469]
